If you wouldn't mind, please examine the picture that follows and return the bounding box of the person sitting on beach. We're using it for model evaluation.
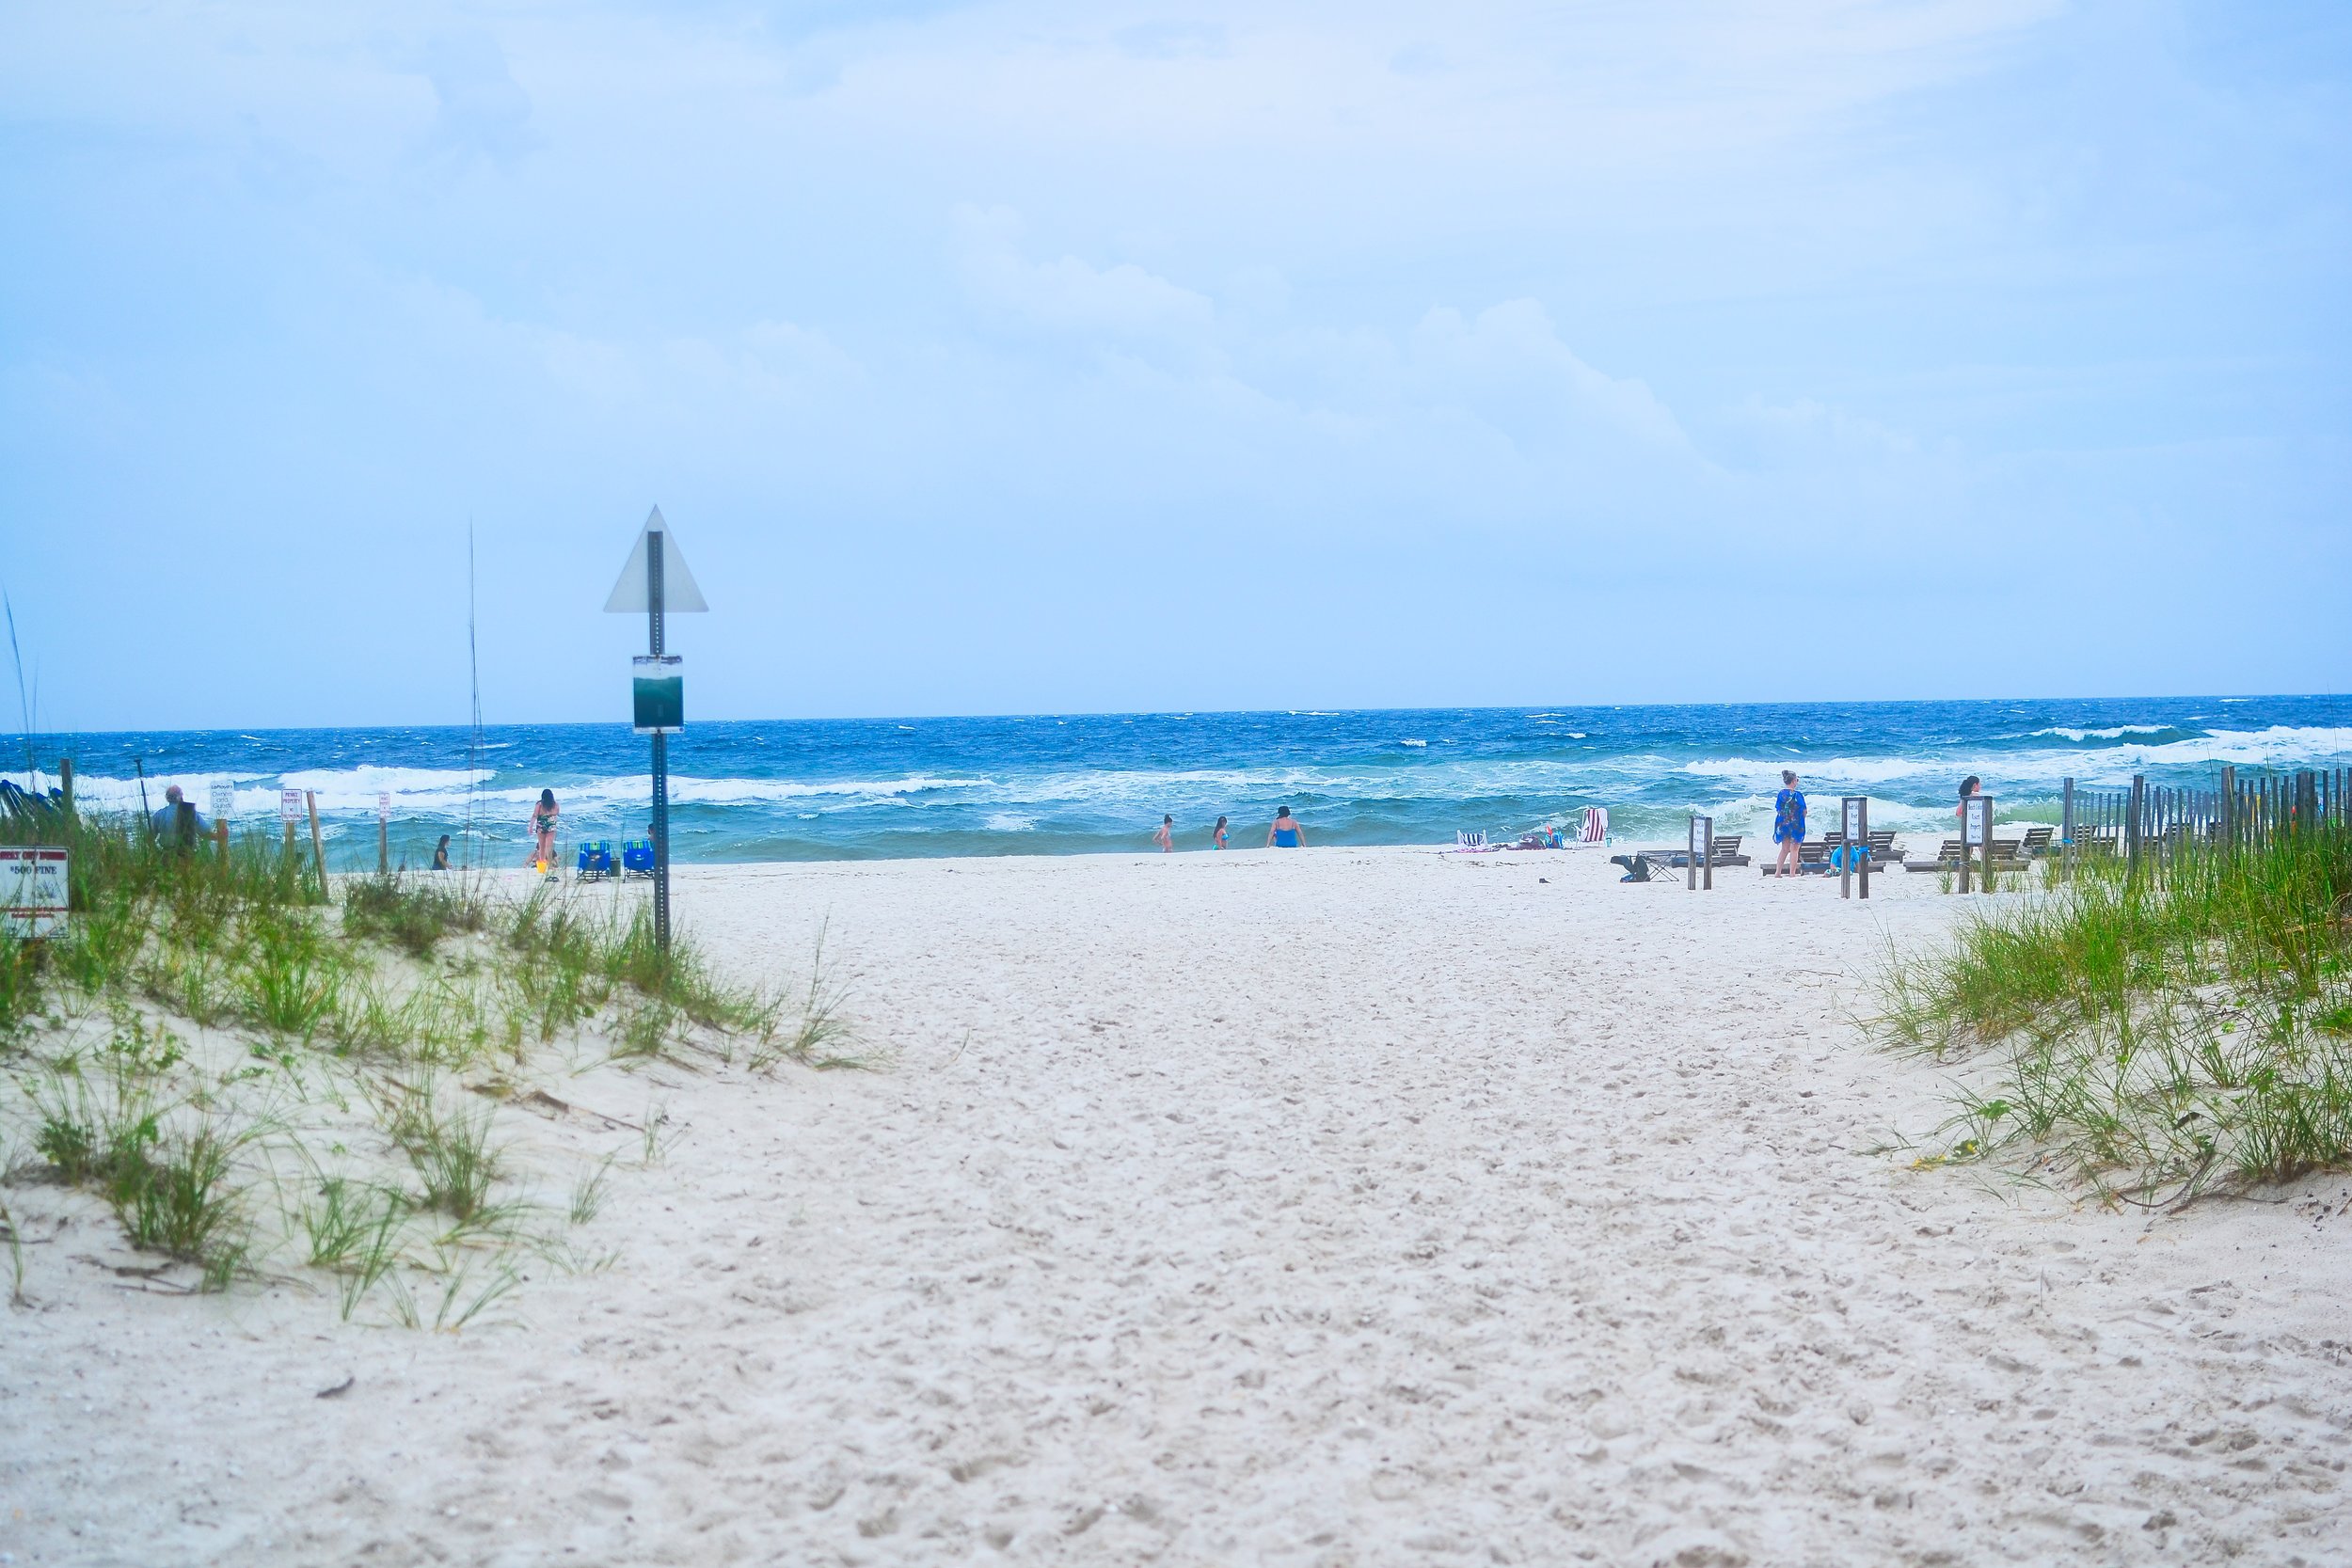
[1772,770,1805,879]
[529,790,560,868]
[1212,816,1229,850]
[1266,806,1305,848]
[431,833,453,871]
[150,785,208,846]
[1153,814,1174,852]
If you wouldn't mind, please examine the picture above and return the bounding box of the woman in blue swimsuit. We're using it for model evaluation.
[1266,805,1305,848]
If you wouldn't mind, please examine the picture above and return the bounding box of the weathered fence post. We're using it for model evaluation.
[2060,777,2074,879]
[2125,774,2145,878]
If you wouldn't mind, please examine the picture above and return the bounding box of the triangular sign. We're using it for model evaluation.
[604,506,709,613]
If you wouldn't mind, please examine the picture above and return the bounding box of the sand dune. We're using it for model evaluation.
[6,847,2348,1565]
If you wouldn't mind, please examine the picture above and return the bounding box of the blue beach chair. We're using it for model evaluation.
[620,838,657,879]
[576,840,614,881]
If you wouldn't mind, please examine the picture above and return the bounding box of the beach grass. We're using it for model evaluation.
[1,807,854,1320]
[1882,820,2352,1203]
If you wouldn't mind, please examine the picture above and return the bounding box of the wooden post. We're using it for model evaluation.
[1958,794,1974,895]
[2060,777,2074,880]
[305,789,328,902]
[2220,765,2234,847]
[1686,814,1700,892]
[378,819,389,875]
[2125,774,2144,877]
[58,758,73,815]
[1840,796,1859,899]
[215,817,230,863]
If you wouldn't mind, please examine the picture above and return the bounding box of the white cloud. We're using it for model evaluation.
[954,205,1218,345]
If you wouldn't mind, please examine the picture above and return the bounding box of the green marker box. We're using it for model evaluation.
[632,655,684,735]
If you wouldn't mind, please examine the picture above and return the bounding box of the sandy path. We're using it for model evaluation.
[4,847,2348,1566]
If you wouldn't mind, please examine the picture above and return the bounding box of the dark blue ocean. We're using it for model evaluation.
[18,696,2350,867]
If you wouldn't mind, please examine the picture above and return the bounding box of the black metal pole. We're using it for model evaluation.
[648,531,671,952]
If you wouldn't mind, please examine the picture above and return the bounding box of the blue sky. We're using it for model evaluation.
[3,1,2346,732]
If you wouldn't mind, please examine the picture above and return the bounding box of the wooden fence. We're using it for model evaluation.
[2061,766,2349,874]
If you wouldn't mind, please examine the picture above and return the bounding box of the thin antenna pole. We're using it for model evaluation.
[4,593,34,788]
[466,519,483,870]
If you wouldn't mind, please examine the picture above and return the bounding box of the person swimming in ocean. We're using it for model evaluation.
[1212,816,1229,850]
[1266,805,1305,848]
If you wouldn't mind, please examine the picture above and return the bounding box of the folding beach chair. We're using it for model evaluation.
[575,841,614,882]
[1454,831,1489,852]
[620,838,657,879]
[1578,807,1608,846]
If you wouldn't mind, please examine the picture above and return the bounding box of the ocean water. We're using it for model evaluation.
[16,695,2350,866]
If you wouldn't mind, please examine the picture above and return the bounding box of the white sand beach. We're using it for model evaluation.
[6,846,2349,1566]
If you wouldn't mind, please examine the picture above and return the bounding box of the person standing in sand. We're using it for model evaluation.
[1772,770,1805,878]
[1152,815,1174,852]
[1954,775,1984,824]
[1212,816,1229,850]
[529,789,560,870]
[1266,805,1305,848]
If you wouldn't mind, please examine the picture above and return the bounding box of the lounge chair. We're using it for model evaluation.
[1453,830,1491,852]
[1904,838,1963,872]
[620,838,657,879]
[1578,807,1609,847]
[1759,838,1841,875]
[576,841,615,881]
[1657,833,1749,870]
[1608,851,1660,882]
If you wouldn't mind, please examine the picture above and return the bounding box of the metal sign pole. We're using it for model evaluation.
[648,530,671,953]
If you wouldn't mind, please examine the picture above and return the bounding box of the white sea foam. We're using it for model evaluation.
[2018,725,2183,742]
[1400,738,1428,748]
[1680,727,2352,791]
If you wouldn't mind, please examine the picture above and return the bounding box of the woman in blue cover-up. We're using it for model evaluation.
[1772,770,1806,879]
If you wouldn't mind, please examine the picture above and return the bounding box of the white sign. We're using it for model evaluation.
[1689,816,1711,855]
[280,788,303,823]
[603,507,710,614]
[1844,799,1863,841]
[1,847,69,938]
[210,782,235,822]
[378,791,392,823]
[1963,797,1992,847]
